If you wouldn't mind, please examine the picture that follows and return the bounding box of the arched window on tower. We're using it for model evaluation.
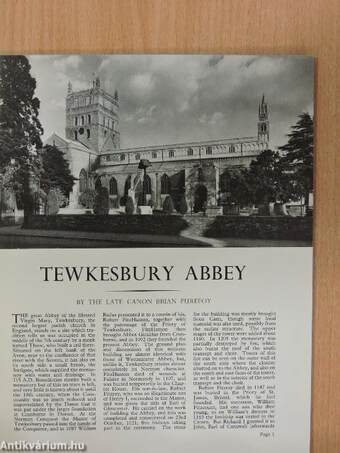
[74,131,78,141]
[81,116,84,125]
[161,174,171,194]
[79,169,87,193]
[88,114,91,124]
[109,177,118,196]
[187,147,193,156]
[75,117,78,126]
[87,129,91,139]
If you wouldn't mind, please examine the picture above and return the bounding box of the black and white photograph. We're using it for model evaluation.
[0,54,314,248]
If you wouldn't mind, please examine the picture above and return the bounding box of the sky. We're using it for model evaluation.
[28,54,314,150]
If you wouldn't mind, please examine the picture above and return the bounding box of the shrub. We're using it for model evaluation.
[46,189,59,215]
[178,196,188,215]
[79,189,96,209]
[163,195,174,214]
[93,187,109,215]
[125,196,135,215]
[52,187,68,208]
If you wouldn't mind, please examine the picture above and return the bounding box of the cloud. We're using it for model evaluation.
[28,54,314,149]
[53,55,82,72]
[129,73,155,97]
[208,55,224,67]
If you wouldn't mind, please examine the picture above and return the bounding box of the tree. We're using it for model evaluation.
[125,196,135,215]
[0,56,43,217]
[79,188,96,209]
[279,112,314,208]
[45,189,59,215]
[178,196,188,215]
[248,149,284,206]
[93,186,109,215]
[40,145,75,197]
[220,167,252,207]
[220,150,295,214]
[163,195,174,214]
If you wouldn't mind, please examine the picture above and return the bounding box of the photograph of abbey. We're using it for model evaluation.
[0,55,313,248]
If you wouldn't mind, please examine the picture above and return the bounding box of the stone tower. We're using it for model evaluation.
[258,94,269,144]
[65,77,120,154]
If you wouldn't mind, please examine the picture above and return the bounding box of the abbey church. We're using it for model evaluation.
[45,77,269,213]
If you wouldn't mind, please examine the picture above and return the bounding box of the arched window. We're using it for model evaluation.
[79,169,87,193]
[109,177,118,196]
[187,147,193,156]
[220,171,230,193]
[88,114,91,124]
[87,129,91,139]
[229,145,235,153]
[124,176,131,195]
[161,174,171,194]
[135,153,141,161]
[168,150,175,158]
[206,146,212,155]
[81,116,84,125]
[152,151,157,159]
[143,174,152,194]
[75,117,78,126]
[74,131,78,141]
[120,154,126,161]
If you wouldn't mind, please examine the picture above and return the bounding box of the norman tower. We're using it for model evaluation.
[65,77,120,153]
[258,94,269,144]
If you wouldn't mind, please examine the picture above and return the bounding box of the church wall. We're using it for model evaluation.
[95,154,258,211]
[59,79,270,212]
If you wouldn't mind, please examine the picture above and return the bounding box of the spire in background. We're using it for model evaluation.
[258,94,269,145]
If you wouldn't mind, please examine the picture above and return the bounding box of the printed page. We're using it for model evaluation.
[0,54,313,453]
